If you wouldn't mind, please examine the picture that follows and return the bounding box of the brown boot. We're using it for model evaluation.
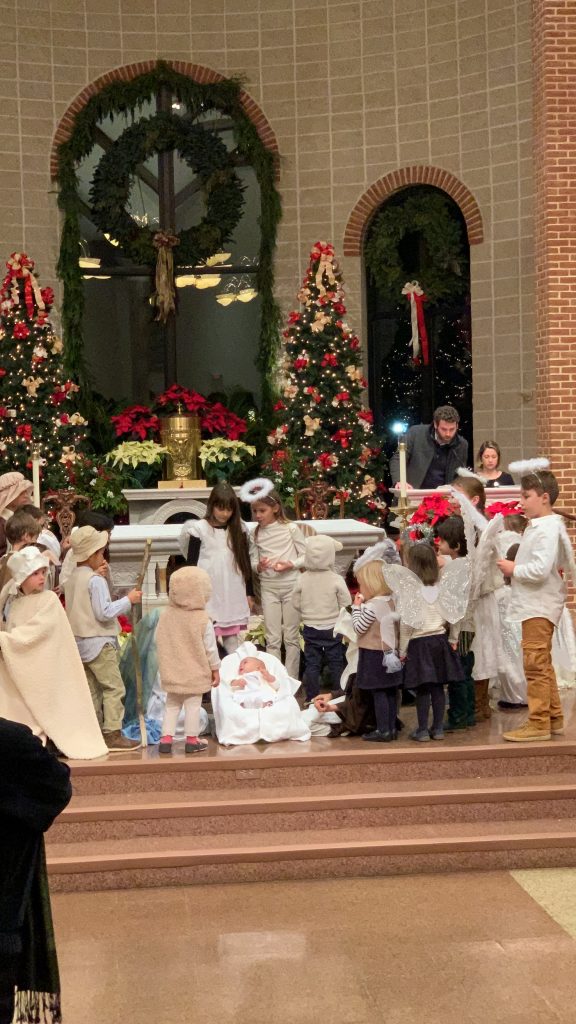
[103,730,141,751]
[503,720,551,742]
[474,679,491,721]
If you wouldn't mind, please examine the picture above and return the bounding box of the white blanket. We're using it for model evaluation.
[212,642,311,746]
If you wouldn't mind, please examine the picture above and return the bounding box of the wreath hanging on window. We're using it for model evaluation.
[364,191,467,306]
[89,111,245,267]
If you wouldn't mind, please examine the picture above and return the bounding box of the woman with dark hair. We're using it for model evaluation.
[0,719,71,1024]
[178,482,253,654]
[477,441,514,487]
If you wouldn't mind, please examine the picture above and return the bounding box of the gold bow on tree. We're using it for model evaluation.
[151,232,180,323]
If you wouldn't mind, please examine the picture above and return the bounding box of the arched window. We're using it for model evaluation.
[55,67,280,412]
[364,184,472,448]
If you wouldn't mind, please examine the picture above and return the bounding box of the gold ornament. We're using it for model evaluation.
[22,376,44,397]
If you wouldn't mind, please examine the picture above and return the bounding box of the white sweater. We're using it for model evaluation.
[249,522,306,580]
[508,513,569,626]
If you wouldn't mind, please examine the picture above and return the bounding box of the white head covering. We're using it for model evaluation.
[7,546,50,587]
[37,530,61,564]
[69,525,108,562]
[0,472,33,513]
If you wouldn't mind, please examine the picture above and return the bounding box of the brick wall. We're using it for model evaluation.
[533,0,576,507]
[0,0,535,460]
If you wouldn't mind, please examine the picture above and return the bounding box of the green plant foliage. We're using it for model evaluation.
[56,61,282,417]
[364,191,467,306]
[89,113,244,266]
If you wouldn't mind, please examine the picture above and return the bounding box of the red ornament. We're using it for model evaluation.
[288,311,301,324]
[331,429,353,449]
[40,287,54,308]
[16,424,33,441]
[273,400,286,412]
[358,409,373,424]
[293,357,309,371]
[334,391,350,402]
[349,337,360,350]
[321,352,338,367]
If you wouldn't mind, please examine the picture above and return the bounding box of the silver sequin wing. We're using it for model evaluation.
[382,564,427,630]
[437,556,472,623]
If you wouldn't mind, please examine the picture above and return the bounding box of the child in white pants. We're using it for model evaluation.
[156,566,220,755]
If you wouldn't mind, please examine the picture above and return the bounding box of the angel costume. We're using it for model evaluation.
[383,559,469,739]
[351,595,403,741]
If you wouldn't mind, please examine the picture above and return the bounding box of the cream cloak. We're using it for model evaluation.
[0,589,108,759]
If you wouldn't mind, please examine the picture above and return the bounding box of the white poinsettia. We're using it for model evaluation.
[199,438,256,467]
[105,440,168,469]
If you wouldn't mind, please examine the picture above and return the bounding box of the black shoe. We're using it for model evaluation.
[497,700,528,710]
[185,739,208,754]
[362,729,393,743]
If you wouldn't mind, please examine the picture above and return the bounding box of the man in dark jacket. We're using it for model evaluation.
[0,719,72,1024]
[389,405,468,489]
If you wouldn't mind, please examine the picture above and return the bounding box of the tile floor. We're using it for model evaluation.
[52,869,576,1024]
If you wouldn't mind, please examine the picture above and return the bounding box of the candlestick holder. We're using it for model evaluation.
[393,494,413,532]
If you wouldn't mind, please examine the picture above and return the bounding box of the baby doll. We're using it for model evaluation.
[230,656,280,708]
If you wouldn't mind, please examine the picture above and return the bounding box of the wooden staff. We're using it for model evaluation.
[132,538,153,748]
[556,509,576,523]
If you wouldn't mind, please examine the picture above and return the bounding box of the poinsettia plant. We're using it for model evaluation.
[486,500,524,519]
[111,385,248,443]
[408,493,456,541]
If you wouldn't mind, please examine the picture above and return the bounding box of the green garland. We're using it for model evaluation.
[364,191,467,306]
[56,61,282,417]
[89,112,245,266]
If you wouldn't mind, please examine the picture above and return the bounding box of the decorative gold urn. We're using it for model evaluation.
[158,409,204,488]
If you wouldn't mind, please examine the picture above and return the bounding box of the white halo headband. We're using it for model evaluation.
[353,539,400,574]
[508,457,550,487]
[456,467,486,483]
[238,478,276,504]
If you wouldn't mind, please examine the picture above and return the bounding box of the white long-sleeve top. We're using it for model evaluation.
[508,513,568,625]
[398,602,456,657]
[249,522,306,580]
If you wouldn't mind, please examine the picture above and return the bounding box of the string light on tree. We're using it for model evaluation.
[0,252,88,488]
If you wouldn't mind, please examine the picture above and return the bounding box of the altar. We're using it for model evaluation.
[109,519,386,610]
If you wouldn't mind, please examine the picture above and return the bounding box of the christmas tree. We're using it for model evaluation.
[0,252,88,489]
[268,241,387,522]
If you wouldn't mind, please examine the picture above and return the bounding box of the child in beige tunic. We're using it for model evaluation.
[156,566,220,755]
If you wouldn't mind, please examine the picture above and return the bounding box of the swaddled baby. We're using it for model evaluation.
[230,656,280,709]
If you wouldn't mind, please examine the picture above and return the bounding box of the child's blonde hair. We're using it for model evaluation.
[356,560,391,598]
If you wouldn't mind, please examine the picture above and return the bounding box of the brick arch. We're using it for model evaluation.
[343,166,484,256]
[50,60,279,179]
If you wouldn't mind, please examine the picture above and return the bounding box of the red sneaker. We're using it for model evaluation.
[185,736,208,754]
[158,735,173,754]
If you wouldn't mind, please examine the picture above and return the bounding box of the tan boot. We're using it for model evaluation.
[551,717,565,735]
[474,679,491,721]
[502,720,551,742]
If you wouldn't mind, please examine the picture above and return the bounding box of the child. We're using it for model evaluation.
[156,566,220,754]
[291,534,351,700]
[351,540,404,743]
[64,525,141,752]
[385,543,467,741]
[436,515,476,731]
[230,656,279,708]
[244,479,306,680]
[178,481,252,654]
[497,459,575,742]
[452,470,505,721]
[0,512,41,591]
[0,472,33,557]
[59,509,115,589]
[0,547,108,759]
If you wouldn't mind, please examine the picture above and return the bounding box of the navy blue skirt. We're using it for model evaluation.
[403,634,464,689]
[356,648,403,691]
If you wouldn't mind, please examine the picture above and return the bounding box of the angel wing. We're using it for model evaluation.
[437,555,471,623]
[558,519,576,586]
[382,564,429,630]
[451,486,486,560]
[469,513,504,602]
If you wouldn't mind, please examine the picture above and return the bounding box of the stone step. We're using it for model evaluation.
[68,739,576,795]
[48,817,576,892]
[50,773,576,842]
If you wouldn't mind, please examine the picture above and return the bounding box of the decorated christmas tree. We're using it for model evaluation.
[0,252,88,489]
[268,241,387,522]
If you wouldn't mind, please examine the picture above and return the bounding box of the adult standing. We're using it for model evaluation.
[0,718,72,1024]
[476,441,515,487]
[0,472,34,558]
[389,405,468,489]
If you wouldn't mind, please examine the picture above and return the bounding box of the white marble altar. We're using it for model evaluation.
[122,487,239,524]
[109,519,385,611]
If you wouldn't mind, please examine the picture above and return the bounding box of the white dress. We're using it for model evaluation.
[178,519,250,630]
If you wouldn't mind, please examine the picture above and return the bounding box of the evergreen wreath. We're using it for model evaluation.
[364,191,467,306]
[89,112,245,267]
[56,61,282,417]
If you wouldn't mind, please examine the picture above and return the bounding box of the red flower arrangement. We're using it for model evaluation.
[13,322,30,339]
[111,405,160,441]
[155,384,207,415]
[486,500,524,519]
[410,493,455,527]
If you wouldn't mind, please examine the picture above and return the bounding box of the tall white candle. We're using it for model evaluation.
[31,448,41,507]
[399,441,407,500]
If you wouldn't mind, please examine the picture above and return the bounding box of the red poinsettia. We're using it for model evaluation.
[273,400,286,412]
[293,357,309,371]
[410,494,455,528]
[486,500,524,519]
[316,451,338,470]
[13,322,29,339]
[111,404,160,440]
[349,337,360,350]
[358,409,373,424]
[288,311,301,324]
[155,384,208,415]
[16,423,33,441]
[333,391,350,403]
